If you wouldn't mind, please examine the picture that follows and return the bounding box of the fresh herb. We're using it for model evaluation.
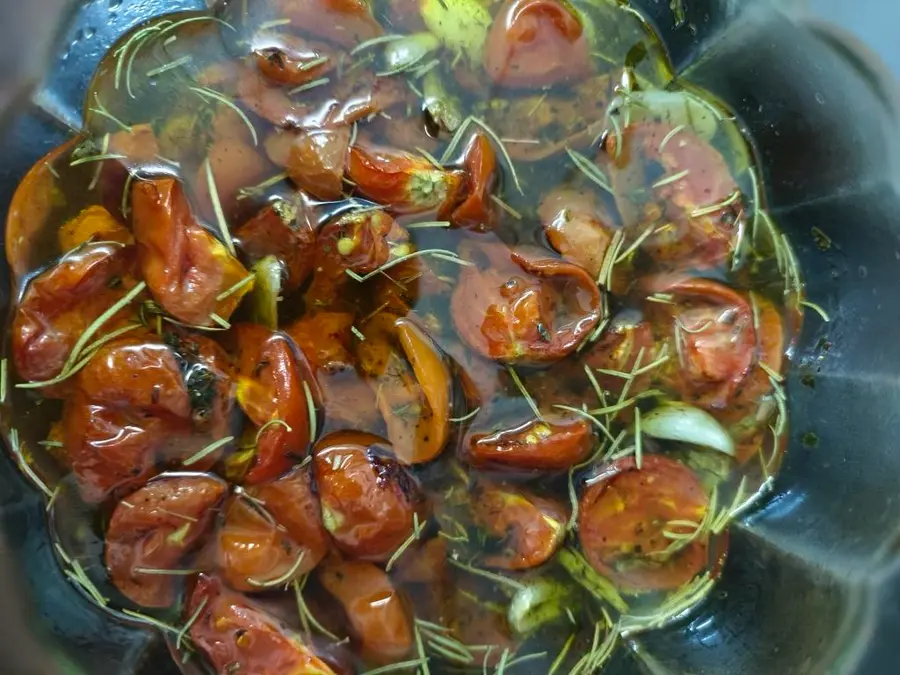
[490,195,523,220]
[0,358,7,404]
[507,367,542,421]
[147,55,193,78]
[191,87,258,146]
[176,597,207,650]
[449,407,481,423]
[652,169,690,189]
[566,148,613,195]
[800,299,830,322]
[237,172,288,200]
[556,548,628,613]
[385,513,424,572]
[691,190,741,218]
[8,429,54,499]
[568,622,618,675]
[121,609,181,634]
[182,436,234,466]
[614,224,656,264]
[406,220,451,229]
[293,577,339,640]
[346,249,467,282]
[659,124,686,152]
[89,92,132,133]
[289,77,331,95]
[203,157,237,255]
[350,34,406,55]
[247,551,306,588]
[634,407,643,469]
[215,275,254,302]
[447,557,525,592]
[620,573,715,636]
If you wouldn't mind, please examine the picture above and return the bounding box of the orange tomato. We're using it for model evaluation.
[466,414,593,470]
[57,205,133,252]
[267,126,350,201]
[450,132,499,231]
[105,474,226,607]
[484,0,592,88]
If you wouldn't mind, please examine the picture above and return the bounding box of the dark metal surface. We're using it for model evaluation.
[1,0,899,673]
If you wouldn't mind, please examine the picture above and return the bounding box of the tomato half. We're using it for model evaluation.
[472,482,567,569]
[12,242,137,385]
[577,454,710,592]
[484,0,592,88]
[451,244,604,364]
[265,126,351,201]
[539,187,616,279]
[450,132,499,231]
[253,33,338,87]
[186,574,337,675]
[583,311,658,398]
[607,122,743,269]
[466,414,593,470]
[347,140,465,214]
[318,559,413,664]
[313,431,423,561]
[232,323,315,484]
[234,199,317,293]
[131,178,251,326]
[58,205,133,252]
[105,474,225,607]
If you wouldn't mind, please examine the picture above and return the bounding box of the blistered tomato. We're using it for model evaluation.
[466,414,593,470]
[253,33,337,86]
[539,187,617,279]
[265,126,351,201]
[450,132,499,231]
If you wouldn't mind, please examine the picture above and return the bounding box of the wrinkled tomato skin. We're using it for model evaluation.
[466,415,593,470]
[318,559,413,664]
[234,200,318,293]
[583,312,658,397]
[186,574,338,675]
[286,312,355,371]
[216,495,310,591]
[539,187,616,279]
[649,277,757,411]
[608,122,743,269]
[451,245,603,364]
[253,34,337,86]
[131,178,251,326]
[451,132,499,231]
[578,455,711,593]
[232,324,314,484]
[12,242,137,385]
[105,474,226,608]
[274,127,351,201]
[484,0,592,89]
[472,482,567,569]
[313,431,422,562]
[58,205,133,252]
[347,141,465,215]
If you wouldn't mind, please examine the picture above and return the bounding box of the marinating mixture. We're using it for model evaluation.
[1,0,806,673]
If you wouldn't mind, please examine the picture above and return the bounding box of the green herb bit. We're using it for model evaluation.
[176,597,206,650]
[121,609,181,635]
[406,220,450,229]
[133,567,201,576]
[46,486,61,513]
[800,299,831,322]
[385,513,424,572]
[0,357,7,404]
[347,248,465,282]
[556,548,628,613]
[237,172,288,200]
[449,407,481,423]
[301,380,318,442]
[440,116,474,163]
[634,408,643,469]
[505,652,548,669]
[69,152,127,168]
[350,325,366,342]
[203,157,237,255]
[182,436,234,466]
[652,169,690,189]
[596,229,623,287]
[247,551,306,588]
[255,419,292,446]
[147,55,193,77]
[549,634,576,675]
[293,578,340,640]
[257,18,292,30]
[659,124,686,152]
[415,624,432,675]
[494,648,510,675]
[209,312,231,329]
[8,429,54,499]
[615,224,656,265]
[89,92,132,133]
[289,77,331,95]
[191,87,258,146]
[490,195,523,220]
[447,556,525,592]
[216,275,255,302]
[619,573,715,636]
[566,148,613,196]
[552,405,614,444]
[568,622,618,675]
[350,33,406,55]
[691,190,741,218]
[507,367,542,421]
[361,659,428,675]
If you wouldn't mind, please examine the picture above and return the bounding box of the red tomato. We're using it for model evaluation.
[186,574,338,675]
[233,324,315,484]
[105,474,225,607]
[472,482,567,569]
[12,242,137,385]
[539,187,617,279]
[450,132,499,231]
[357,315,452,464]
[192,138,271,225]
[607,122,744,268]
[347,140,465,214]
[484,0,592,89]
[286,312,355,371]
[577,455,710,592]
[273,0,383,49]
[234,199,318,292]
[268,126,350,201]
[131,178,251,326]
[253,34,338,86]
[57,205,133,252]
[216,495,312,591]
[649,277,757,410]
[466,414,593,470]
[583,311,658,398]
[451,245,604,364]
[318,559,413,664]
[305,210,406,307]
[313,431,423,561]
[62,395,190,503]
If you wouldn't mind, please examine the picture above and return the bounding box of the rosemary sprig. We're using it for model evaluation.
[690,190,741,218]
[350,34,406,55]
[176,597,207,650]
[8,429,54,498]
[302,381,318,441]
[385,512,424,572]
[0,358,7,404]
[659,124,686,152]
[566,148,613,195]
[490,195,523,220]
[346,249,467,282]
[247,550,305,588]
[556,548,628,613]
[507,367,542,421]
[614,224,655,264]
[800,299,830,322]
[447,557,525,592]
[203,157,237,255]
[293,577,339,640]
[549,634,576,675]
[619,573,715,636]
[182,436,234,466]
[237,172,288,200]
[568,622,618,675]
[147,55,193,77]
[289,77,331,95]
[652,169,690,189]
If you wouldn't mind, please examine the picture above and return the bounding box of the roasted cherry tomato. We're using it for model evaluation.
[216,494,311,591]
[393,537,449,585]
[253,33,338,86]
[451,244,603,364]
[539,187,617,279]
[193,138,271,225]
[58,205,133,252]
[484,0,592,89]
[105,474,225,607]
[265,126,351,201]
[472,482,567,569]
[313,431,423,561]
[272,0,382,49]
[232,323,315,484]
[305,210,406,307]
[357,315,451,464]
[62,394,190,503]
[583,310,658,398]
[578,454,711,592]
[131,178,251,326]
[648,277,757,411]
[466,414,593,470]
[318,559,413,664]
[607,122,744,268]
[347,140,465,214]
[12,242,137,385]
[234,198,317,293]
[450,132,499,231]
[186,574,338,675]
